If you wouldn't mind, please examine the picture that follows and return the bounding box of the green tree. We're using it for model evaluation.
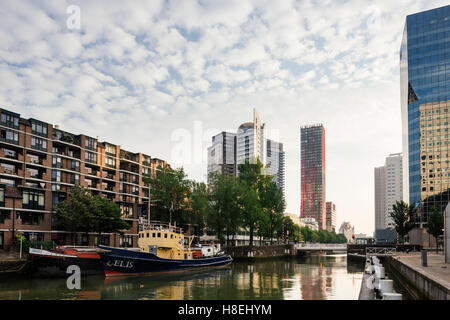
[390,200,417,244]
[189,181,209,239]
[260,180,285,244]
[52,185,130,245]
[143,164,191,225]
[427,206,444,253]
[207,172,242,246]
[237,159,268,247]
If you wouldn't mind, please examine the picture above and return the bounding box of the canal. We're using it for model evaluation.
[0,254,364,300]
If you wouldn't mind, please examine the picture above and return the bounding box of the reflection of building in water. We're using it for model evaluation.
[299,263,327,300]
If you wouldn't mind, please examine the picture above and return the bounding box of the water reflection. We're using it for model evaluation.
[0,254,363,300]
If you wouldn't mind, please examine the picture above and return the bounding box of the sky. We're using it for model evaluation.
[1,0,449,236]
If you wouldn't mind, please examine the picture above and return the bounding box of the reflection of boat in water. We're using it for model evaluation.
[99,222,232,277]
[28,246,107,278]
[100,267,232,299]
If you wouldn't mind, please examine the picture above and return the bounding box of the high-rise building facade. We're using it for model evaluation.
[325,201,336,232]
[374,166,386,231]
[206,109,285,194]
[374,153,403,237]
[236,109,266,174]
[0,108,167,250]
[207,132,237,178]
[266,139,285,194]
[300,124,326,230]
[400,5,450,226]
[385,153,403,228]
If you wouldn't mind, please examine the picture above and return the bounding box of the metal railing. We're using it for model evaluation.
[365,247,396,258]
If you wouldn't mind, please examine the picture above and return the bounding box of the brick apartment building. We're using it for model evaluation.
[0,108,167,251]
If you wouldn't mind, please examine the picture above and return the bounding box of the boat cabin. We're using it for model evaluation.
[138,222,194,260]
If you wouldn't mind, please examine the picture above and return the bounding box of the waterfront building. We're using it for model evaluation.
[300,124,326,230]
[0,108,167,250]
[301,217,319,231]
[206,109,285,193]
[207,132,237,179]
[338,222,354,243]
[325,201,336,232]
[400,5,450,227]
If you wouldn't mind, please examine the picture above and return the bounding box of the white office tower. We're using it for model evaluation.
[266,139,285,194]
[236,109,266,174]
[207,132,237,178]
[384,153,403,228]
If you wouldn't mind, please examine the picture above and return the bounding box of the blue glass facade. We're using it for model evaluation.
[401,5,450,225]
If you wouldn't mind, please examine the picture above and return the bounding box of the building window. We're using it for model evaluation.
[0,188,4,207]
[85,137,97,151]
[0,129,19,144]
[31,120,48,136]
[105,144,116,156]
[85,151,97,164]
[71,160,80,172]
[31,137,47,151]
[106,156,116,168]
[1,112,19,128]
[51,170,61,182]
[120,235,133,248]
[22,189,45,210]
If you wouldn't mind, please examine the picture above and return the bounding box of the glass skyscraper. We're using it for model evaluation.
[400,5,450,226]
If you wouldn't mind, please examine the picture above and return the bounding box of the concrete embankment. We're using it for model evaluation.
[383,253,450,300]
[224,244,294,260]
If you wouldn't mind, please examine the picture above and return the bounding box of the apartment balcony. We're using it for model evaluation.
[52,132,81,147]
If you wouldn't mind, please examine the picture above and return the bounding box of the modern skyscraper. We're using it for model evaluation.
[206,109,285,194]
[236,109,266,174]
[266,139,285,194]
[207,132,237,178]
[300,124,326,230]
[325,201,336,232]
[400,5,450,226]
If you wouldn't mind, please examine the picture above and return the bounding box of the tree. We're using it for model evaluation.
[390,200,417,244]
[52,185,130,245]
[207,172,242,246]
[237,159,268,247]
[427,206,444,253]
[189,181,209,239]
[260,180,285,244]
[143,164,191,225]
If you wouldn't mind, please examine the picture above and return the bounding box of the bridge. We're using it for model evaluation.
[294,243,347,253]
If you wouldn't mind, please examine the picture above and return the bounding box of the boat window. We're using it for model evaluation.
[157,233,161,238]
[146,232,149,238]
[171,234,173,239]
[164,233,167,238]
[152,233,155,237]
[184,254,187,259]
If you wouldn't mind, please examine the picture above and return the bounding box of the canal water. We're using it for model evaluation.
[0,254,364,300]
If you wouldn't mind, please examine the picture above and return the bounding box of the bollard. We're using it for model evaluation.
[382,292,402,300]
[421,250,427,267]
[378,279,394,294]
[374,266,385,279]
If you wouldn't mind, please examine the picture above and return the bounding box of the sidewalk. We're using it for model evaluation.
[394,252,450,291]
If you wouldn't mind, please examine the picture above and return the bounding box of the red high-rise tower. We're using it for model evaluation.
[300,124,326,230]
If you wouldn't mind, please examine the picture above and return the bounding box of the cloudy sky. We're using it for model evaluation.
[1,0,448,235]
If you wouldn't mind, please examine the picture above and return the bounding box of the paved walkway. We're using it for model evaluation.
[394,252,450,290]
